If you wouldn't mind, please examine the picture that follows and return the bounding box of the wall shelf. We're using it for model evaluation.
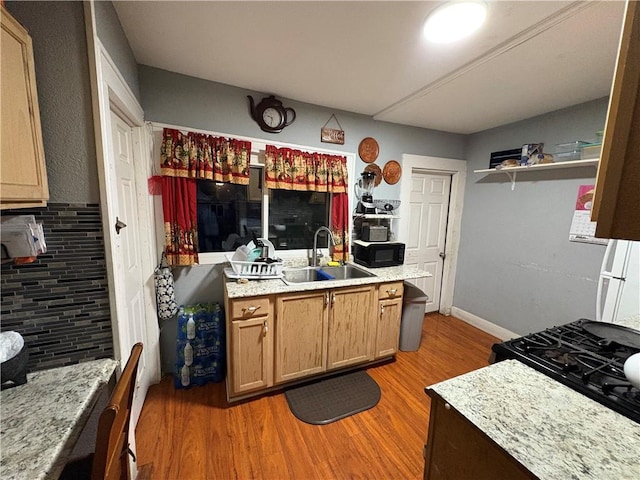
[474,158,599,190]
[353,214,400,219]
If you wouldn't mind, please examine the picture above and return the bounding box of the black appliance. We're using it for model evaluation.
[491,319,640,423]
[353,240,405,268]
[361,225,388,242]
[355,171,377,214]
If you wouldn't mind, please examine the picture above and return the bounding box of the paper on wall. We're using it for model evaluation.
[569,185,607,245]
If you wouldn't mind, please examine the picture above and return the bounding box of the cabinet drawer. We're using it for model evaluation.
[230,296,270,319]
[378,282,403,300]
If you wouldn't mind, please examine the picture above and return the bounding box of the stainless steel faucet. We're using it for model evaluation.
[312,226,336,267]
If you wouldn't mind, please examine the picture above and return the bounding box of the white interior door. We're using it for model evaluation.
[404,171,451,313]
[110,110,148,470]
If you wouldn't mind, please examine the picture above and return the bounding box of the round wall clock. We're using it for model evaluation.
[358,137,379,163]
[248,95,296,133]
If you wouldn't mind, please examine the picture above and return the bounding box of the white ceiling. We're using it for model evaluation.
[112,1,627,134]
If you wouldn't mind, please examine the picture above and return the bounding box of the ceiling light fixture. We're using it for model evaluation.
[423,1,487,43]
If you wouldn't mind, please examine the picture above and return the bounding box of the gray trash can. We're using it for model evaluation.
[400,282,428,351]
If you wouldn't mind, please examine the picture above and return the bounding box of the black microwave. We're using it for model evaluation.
[353,240,405,268]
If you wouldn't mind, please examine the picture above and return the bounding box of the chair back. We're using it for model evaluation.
[92,343,143,480]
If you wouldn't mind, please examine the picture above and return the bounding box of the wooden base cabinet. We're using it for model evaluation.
[274,290,328,383]
[1,7,49,209]
[374,282,404,358]
[226,296,273,397]
[225,281,399,401]
[327,285,375,370]
[424,392,535,480]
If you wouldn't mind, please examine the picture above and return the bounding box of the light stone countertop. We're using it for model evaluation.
[224,263,431,299]
[618,314,640,331]
[1,358,118,480]
[426,360,640,480]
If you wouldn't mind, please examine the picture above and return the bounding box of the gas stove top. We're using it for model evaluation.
[491,319,640,423]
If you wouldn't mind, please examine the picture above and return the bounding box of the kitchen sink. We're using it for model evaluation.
[282,264,376,284]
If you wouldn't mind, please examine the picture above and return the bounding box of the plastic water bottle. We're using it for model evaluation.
[181,364,190,387]
[186,313,196,339]
[184,341,193,366]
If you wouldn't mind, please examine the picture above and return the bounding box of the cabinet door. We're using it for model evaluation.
[0,7,48,209]
[274,290,328,384]
[424,394,535,480]
[327,285,374,370]
[592,0,640,240]
[229,315,272,396]
[375,297,403,358]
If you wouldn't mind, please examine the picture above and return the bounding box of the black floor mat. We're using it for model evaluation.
[285,370,381,425]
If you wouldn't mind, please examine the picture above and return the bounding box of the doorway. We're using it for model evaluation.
[109,109,149,429]
[399,155,467,315]
[85,8,162,475]
[404,171,452,312]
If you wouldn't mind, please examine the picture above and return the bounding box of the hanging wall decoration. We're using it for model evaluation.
[358,137,379,163]
[321,114,345,145]
[383,160,402,185]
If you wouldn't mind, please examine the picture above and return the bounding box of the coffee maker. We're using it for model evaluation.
[355,171,377,214]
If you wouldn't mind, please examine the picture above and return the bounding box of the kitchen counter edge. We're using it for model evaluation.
[426,359,640,480]
[224,264,431,299]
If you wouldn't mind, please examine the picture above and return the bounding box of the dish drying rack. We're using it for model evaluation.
[225,255,284,278]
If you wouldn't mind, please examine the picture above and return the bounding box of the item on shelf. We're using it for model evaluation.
[373,199,400,214]
[520,143,544,165]
[495,159,519,169]
[527,153,554,165]
[554,141,589,161]
[581,143,602,159]
[489,148,521,168]
[382,160,402,184]
[361,225,388,242]
[355,171,377,214]
[364,164,382,187]
[358,137,379,163]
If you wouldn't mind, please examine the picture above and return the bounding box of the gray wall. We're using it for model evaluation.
[6,1,98,204]
[94,0,140,102]
[139,65,468,372]
[455,98,610,335]
[139,65,467,202]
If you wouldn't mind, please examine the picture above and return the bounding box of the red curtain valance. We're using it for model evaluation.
[264,145,348,192]
[160,128,251,185]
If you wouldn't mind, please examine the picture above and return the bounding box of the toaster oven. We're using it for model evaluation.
[361,225,388,242]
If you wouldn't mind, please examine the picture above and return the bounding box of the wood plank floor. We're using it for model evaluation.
[135,313,500,480]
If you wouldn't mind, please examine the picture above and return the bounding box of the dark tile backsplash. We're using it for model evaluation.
[1,203,113,372]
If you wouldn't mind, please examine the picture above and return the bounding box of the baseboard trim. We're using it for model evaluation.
[451,307,519,341]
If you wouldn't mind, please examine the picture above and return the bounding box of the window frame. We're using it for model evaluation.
[151,123,356,266]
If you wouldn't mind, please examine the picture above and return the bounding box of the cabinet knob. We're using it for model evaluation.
[444,403,451,410]
[244,305,261,314]
[387,288,397,296]
[263,320,268,335]
[380,304,385,316]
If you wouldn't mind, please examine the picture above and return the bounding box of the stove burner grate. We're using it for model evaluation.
[491,319,640,424]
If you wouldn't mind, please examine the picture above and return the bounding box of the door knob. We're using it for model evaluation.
[115,217,127,234]
[439,252,446,259]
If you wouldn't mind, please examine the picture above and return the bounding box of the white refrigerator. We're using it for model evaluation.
[596,240,640,324]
